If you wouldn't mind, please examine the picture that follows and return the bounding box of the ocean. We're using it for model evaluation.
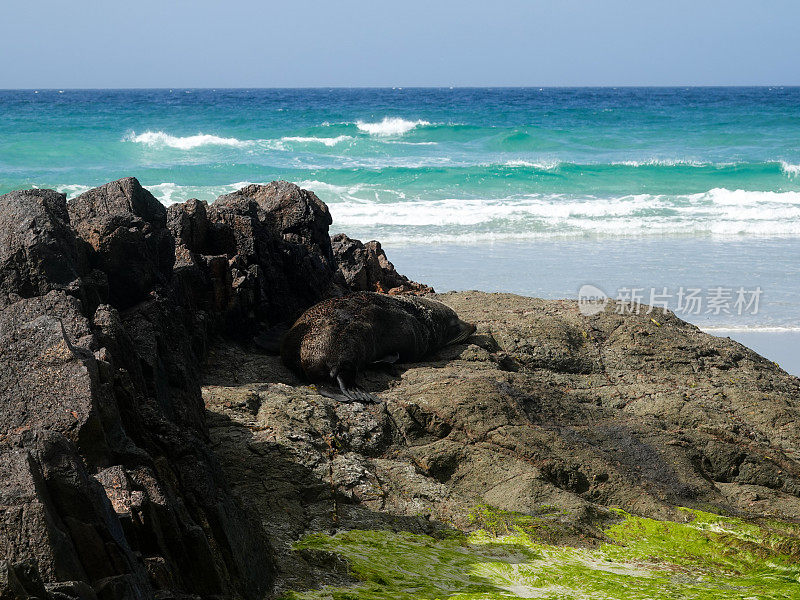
[1,88,798,371]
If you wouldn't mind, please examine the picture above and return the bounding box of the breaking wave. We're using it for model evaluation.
[502,159,561,169]
[781,161,800,177]
[321,187,800,243]
[355,117,431,136]
[279,135,352,147]
[125,131,250,149]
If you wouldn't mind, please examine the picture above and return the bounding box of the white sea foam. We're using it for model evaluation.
[298,180,407,203]
[125,131,250,149]
[296,180,361,195]
[47,180,800,242]
[329,189,799,223]
[502,160,561,169]
[355,117,430,136]
[781,161,800,177]
[321,187,800,243]
[493,159,748,170]
[334,156,455,169]
[146,182,184,204]
[280,135,352,147]
[55,184,93,198]
[163,181,256,204]
[385,141,439,146]
[329,197,672,230]
[44,181,258,203]
[126,181,257,205]
[702,187,800,206]
[612,159,707,167]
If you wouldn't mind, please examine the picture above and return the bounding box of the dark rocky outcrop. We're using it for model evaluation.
[208,182,337,325]
[167,182,343,335]
[331,233,433,295]
[67,179,173,310]
[0,189,87,309]
[0,178,358,599]
[0,559,50,600]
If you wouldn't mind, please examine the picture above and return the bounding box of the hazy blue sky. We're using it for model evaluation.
[2,0,798,87]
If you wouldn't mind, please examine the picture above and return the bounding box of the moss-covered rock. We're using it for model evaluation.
[285,509,800,599]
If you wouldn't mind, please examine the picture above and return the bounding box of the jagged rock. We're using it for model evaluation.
[166,198,209,253]
[87,294,273,599]
[331,233,433,294]
[0,284,266,597]
[1,178,364,599]
[239,181,333,258]
[67,178,174,308]
[0,189,86,309]
[0,293,151,597]
[1,177,389,599]
[0,559,49,600]
[208,181,341,326]
[165,199,231,321]
[0,292,115,464]
[45,580,98,600]
[0,434,151,598]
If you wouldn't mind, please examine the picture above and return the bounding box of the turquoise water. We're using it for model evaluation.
[3,88,800,242]
[1,88,799,363]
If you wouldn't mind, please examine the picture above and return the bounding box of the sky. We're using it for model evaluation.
[1,0,799,88]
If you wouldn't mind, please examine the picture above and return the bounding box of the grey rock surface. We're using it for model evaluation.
[203,292,800,594]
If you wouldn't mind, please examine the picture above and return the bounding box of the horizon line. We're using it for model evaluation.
[3,85,800,92]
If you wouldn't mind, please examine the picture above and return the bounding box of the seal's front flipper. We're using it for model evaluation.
[372,352,400,364]
[337,375,380,404]
[253,322,291,354]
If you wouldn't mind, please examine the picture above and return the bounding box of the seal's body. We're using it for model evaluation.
[281,292,476,401]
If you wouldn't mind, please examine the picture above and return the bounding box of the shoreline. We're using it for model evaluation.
[383,239,800,377]
[705,329,800,376]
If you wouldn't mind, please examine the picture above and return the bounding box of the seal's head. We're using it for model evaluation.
[444,313,477,345]
[406,296,477,348]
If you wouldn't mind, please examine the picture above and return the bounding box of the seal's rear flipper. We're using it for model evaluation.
[253,322,291,354]
[317,384,380,404]
[352,388,380,404]
[317,385,351,402]
[335,375,380,404]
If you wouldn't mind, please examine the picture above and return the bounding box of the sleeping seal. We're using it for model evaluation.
[281,292,476,402]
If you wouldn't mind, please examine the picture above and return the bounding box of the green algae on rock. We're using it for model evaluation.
[285,510,800,600]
